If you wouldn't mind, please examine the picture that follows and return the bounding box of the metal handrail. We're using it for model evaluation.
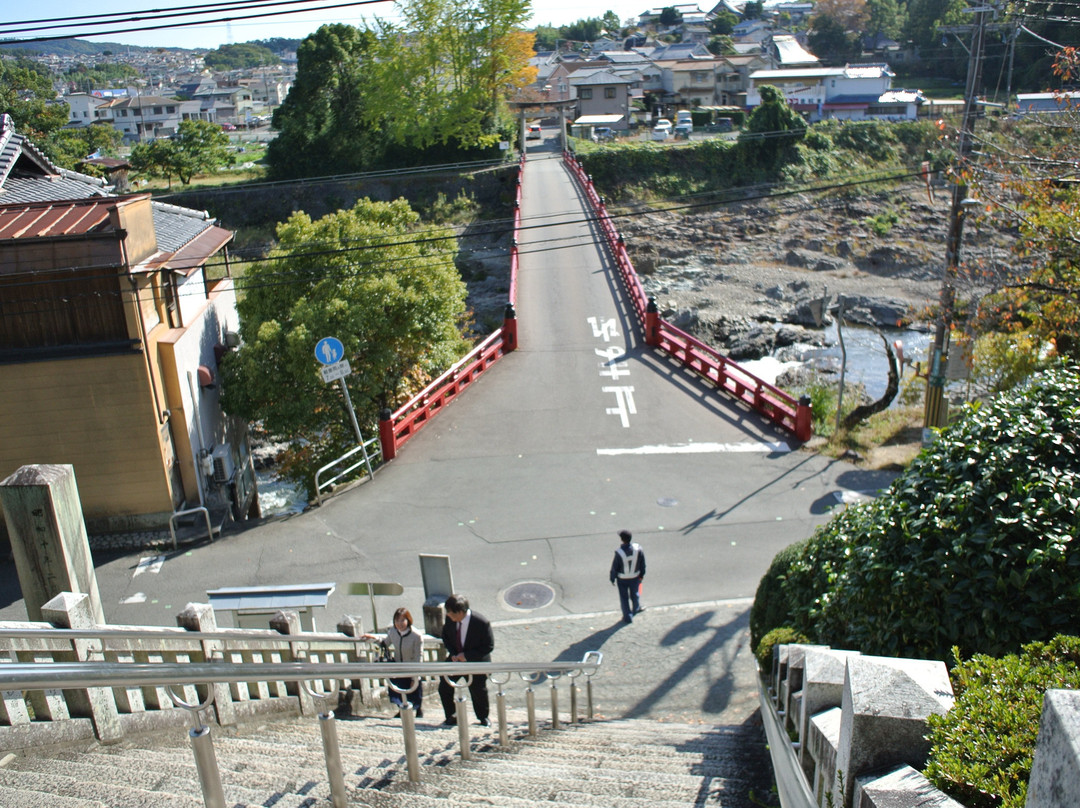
[0,658,602,691]
[169,505,214,550]
[0,625,434,645]
[314,435,382,506]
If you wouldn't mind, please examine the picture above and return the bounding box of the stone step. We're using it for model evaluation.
[0,783,106,808]
[351,782,700,808]
[0,768,203,808]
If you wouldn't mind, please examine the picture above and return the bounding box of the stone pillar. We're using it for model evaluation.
[40,592,121,742]
[177,602,234,727]
[335,614,369,713]
[833,655,954,808]
[799,648,860,773]
[1027,689,1080,808]
[0,465,104,624]
[270,609,315,716]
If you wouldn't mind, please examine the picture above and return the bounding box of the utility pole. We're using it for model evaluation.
[922,1,992,439]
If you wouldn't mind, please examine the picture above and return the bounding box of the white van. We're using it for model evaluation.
[675,110,693,126]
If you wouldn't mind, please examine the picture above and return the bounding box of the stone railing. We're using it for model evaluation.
[762,642,1080,808]
[0,591,443,749]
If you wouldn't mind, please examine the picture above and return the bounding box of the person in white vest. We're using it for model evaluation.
[610,530,646,623]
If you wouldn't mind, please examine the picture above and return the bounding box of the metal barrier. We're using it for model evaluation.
[562,151,812,441]
[0,653,603,808]
[315,436,381,506]
[169,505,214,550]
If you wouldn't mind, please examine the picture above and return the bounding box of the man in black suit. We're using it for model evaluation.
[438,593,495,726]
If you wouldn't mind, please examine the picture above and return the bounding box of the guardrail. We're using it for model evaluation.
[0,653,602,808]
[562,151,812,441]
[377,153,525,462]
[315,435,381,505]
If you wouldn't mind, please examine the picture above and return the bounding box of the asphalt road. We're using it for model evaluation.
[0,139,895,651]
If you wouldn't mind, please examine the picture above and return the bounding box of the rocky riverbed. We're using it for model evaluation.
[614,183,1011,382]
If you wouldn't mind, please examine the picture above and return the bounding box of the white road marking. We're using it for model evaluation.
[120,593,147,604]
[597,441,791,455]
[133,555,165,577]
[587,317,618,342]
[603,386,637,427]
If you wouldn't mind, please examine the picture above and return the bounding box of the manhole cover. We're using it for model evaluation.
[657,496,679,507]
[503,581,555,611]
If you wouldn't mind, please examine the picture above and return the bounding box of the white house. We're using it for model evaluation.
[746,64,921,121]
[1016,91,1079,115]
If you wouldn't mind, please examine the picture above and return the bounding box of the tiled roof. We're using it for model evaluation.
[0,197,122,240]
[0,114,229,262]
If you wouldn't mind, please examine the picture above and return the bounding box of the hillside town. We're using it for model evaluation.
[13,0,970,146]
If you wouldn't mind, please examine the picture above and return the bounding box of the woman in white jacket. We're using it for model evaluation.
[365,607,423,716]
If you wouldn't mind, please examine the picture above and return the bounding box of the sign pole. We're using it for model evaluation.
[338,378,374,480]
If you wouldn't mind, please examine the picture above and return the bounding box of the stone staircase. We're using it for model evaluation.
[0,710,767,807]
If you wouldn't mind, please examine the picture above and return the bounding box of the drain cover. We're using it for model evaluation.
[503,581,555,611]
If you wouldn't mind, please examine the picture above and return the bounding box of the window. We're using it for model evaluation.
[580,88,593,99]
[167,106,176,113]
[153,106,163,115]
[692,71,709,83]
[605,87,617,99]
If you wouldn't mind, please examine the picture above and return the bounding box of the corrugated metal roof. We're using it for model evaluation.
[0,198,118,240]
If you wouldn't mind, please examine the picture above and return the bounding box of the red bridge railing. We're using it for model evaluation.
[378,155,524,461]
[563,151,812,442]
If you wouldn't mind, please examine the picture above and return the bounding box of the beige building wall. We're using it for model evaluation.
[0,354,175,529]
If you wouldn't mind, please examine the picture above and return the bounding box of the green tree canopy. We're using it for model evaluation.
[203,43,279,71]
[219,198,469,495]
[737,85,806,175]
[62,62,140,90]
[129,119,230,185]
[709,10,739,34]
[0,55,68,144]
[742,1,764,20]
[563,17,603,42]
[658,6,683,25]
[865,0,906,39]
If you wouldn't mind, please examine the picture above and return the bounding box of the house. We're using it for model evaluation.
[0,114,257,537]
[770,34,819,67]
[568,70,635,128]
[93,94,183,142]
[655,59,723,107]
[1016,91,1080,115]
[746,64,917,121]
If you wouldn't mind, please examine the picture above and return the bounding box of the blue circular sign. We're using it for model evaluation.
[314,337,345,365]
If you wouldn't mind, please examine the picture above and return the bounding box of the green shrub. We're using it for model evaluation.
[925,635,1080,808]
[754,627,809,671]
[867,208,900,236]
[761,364,1080,661]
[750,537,812,652]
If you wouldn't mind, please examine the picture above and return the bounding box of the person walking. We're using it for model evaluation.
[363,607,423,717]
[438,594,495,727]
[610,529,645,623]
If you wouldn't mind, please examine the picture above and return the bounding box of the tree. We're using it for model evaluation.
[710,10,738,35]
[219,198,469,496]
[808,14,861,64]
[129,119,230,186]
[738,85,806,175]
[563,17,603,43]
[601,11,622,36]
[961,50,1080,362]
[265,24,380,180]
[203,43,280,71]
[45,124,123,170]
[0,56,68,145]
[812,0,869,35]
[742,1,764,20]
[865,0,906,39]
[659,7,683,26]
[533,23,559,50]
[707,35,735,56]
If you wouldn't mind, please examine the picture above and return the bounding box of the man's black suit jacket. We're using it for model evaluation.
[442,611,494,662]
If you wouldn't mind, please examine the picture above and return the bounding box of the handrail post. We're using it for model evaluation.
[445,675,472,760]
[586,676,595,720]
[492,672,511,749]
[520,671,540,738]
[318,709,347,807]
[301,680,347,807]
[388,678,422,782]
[549,673,561,730]
[568,670,581,725]
[168,685,224,808]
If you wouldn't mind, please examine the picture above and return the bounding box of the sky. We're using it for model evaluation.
[4,0,653,51]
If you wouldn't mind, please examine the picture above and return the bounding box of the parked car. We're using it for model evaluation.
[592,127,615,142]
[526,124,542,140]
[674,122,693,140]
[651,119,672,141]
[220,122,236,131]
